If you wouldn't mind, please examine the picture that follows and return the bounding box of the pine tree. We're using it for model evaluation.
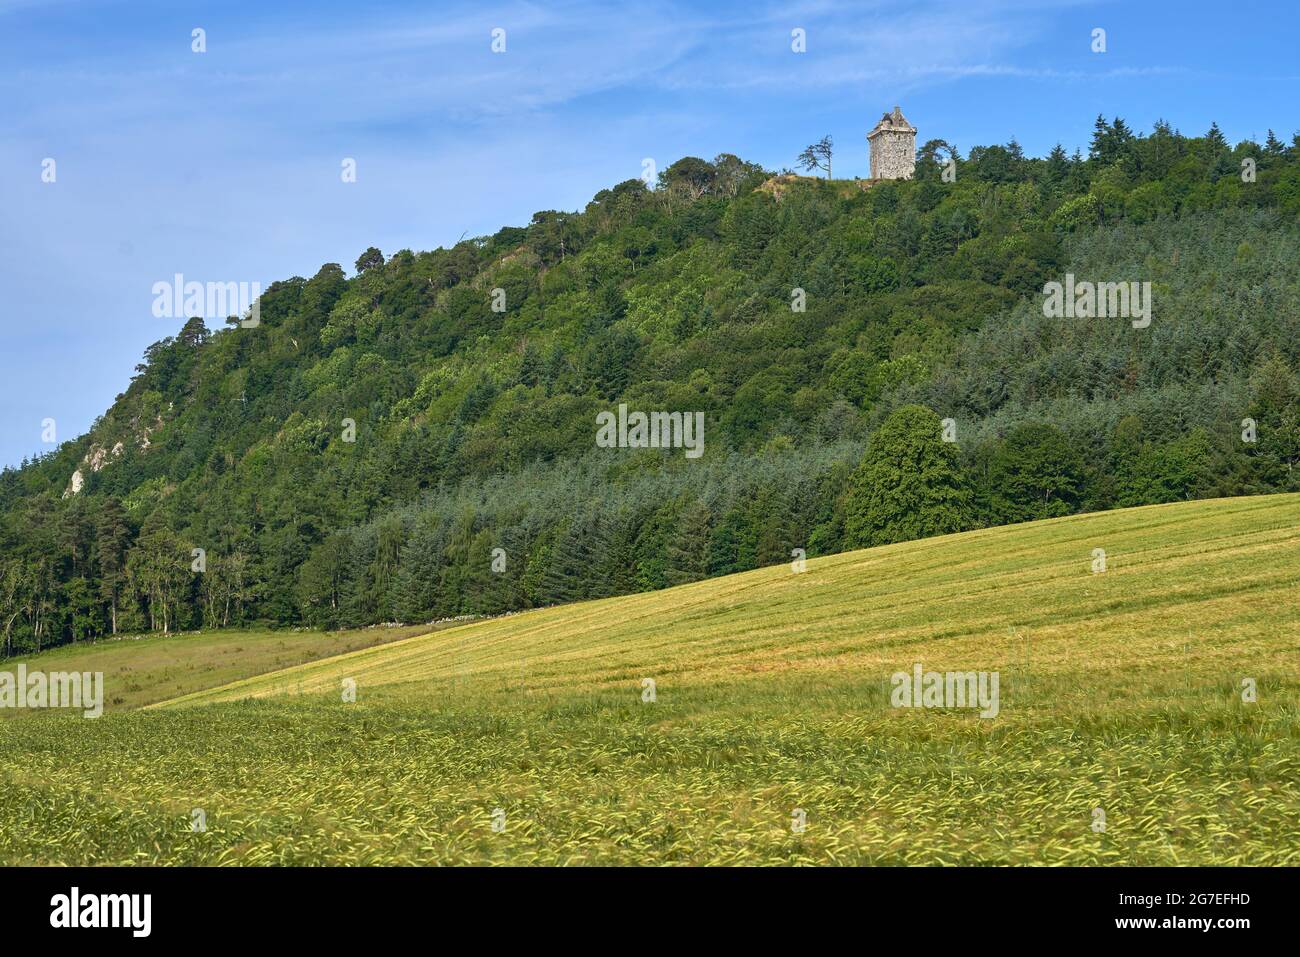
[664,498,712,586]
[1109,117,1134,150]
[599,508,641,597]
[1204,122,1228,157]
[1245,356,1300,489]
[1045,143,1070,184]
[1068,148,1088,192]
[708,504,753,576]
[539,516,596,604]
[95,498,131,635]
[1089,114,1110,161]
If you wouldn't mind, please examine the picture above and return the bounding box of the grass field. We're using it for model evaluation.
[1,494,1297,865]
[0,622,438,713]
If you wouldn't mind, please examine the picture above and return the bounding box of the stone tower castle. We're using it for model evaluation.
[867,106,916,180]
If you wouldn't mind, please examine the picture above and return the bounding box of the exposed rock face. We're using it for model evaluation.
[867,105,917,180]
[63,440,127,497]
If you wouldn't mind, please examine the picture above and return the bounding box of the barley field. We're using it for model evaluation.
[1,494,1297,865]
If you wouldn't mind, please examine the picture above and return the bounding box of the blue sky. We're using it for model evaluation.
[1,0,1297,469]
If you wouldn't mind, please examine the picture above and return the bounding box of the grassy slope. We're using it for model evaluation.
[1,623,438,713]
[1,494,1297,864]
[163,493,1300,707]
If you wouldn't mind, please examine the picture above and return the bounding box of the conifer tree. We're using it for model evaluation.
[95,498,131,635]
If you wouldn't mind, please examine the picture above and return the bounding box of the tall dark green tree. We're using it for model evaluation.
[989,422,1084,523]
[843,405,971,547]
[95,497,131,635]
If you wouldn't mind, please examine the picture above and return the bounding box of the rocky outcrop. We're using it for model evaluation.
[62,440,126,498]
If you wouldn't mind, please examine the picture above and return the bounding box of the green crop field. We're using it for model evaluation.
[1,494,1297,865]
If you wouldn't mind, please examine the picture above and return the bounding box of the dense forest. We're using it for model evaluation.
[2,117,1299,652]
